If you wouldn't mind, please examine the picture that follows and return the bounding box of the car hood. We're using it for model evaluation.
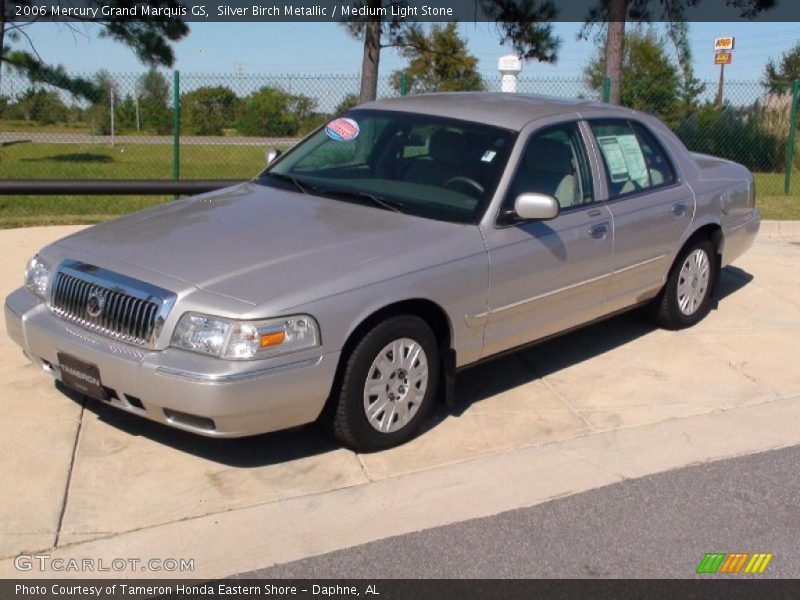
[54,183,477,306]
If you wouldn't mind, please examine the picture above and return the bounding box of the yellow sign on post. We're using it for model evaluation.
[714,36,735,51]
[715,51,733,65]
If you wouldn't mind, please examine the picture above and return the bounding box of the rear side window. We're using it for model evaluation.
[590,120,676,199]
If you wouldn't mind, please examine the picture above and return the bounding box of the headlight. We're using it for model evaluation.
[24,255,51,299]
[171,312,320,360]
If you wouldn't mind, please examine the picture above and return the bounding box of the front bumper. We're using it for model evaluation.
[4,287,340,437]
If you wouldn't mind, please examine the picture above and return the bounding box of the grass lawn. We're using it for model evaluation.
[0,119,93,134]
[0,142,797,227]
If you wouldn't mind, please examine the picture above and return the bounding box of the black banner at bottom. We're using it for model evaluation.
[3,579,800,600]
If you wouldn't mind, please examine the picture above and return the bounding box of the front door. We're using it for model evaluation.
[481,121,614,358]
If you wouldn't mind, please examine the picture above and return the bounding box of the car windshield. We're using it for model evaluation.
[257,109,517,224]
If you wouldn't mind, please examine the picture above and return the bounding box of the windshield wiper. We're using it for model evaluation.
[266,174,405,214]
[318,189,406,213]
[266,172,313,195]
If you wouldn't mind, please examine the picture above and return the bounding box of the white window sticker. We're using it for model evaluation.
[616,134,648,184]
[481,150,497,163]
[597,134,648,184]
[597,136,629,182]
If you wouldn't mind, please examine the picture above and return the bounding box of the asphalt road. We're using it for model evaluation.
[239,445,800,579]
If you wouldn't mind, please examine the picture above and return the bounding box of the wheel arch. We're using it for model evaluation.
[324,299,457,418]
[677,222,724,296]
[688,222,724,255]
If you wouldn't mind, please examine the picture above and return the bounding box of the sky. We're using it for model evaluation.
[10,20,800,83]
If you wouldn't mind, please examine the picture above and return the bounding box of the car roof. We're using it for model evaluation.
[360,92,637,131]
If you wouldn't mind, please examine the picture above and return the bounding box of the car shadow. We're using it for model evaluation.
[56,381,339,468]
[54,265,753,466]
[447,264,754,418]
[22,152,113,163]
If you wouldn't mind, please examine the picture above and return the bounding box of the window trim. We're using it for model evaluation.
[494,120,597,227]
[588,118,680,202]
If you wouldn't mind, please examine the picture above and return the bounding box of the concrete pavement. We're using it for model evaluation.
[0,224,798,578]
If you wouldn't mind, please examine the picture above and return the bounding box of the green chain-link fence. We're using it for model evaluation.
[0,69,797,223]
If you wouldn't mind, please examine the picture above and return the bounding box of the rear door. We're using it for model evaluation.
[480,120,614,358]
[587,119,695,312]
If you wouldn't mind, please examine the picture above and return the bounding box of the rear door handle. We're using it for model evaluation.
[589,222,609,240]
[671,202,688,217]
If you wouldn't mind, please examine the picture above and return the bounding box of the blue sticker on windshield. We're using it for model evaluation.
[325,118,360,142]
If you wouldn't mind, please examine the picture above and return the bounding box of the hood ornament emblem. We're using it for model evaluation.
[86,291,107,319]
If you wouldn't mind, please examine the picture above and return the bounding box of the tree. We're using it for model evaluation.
[584,26,691,126]
[763,42,800,95]
[0,0,188,101]
[391,23,484,95]
[85,70,118,135]
[334,93,361,115]
[136,68,171,134]
[236,87,318,137]
[115,94,138,131]
[582,0,775,105]
[666,21,705,111]
[342,0,561,102]
[182,86,239,136]
[6,88,67,123]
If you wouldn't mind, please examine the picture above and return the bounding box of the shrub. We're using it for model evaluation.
[181,86,239,135]
[6,89,68,124]
[235,86,317,137]
[675,103,788,173]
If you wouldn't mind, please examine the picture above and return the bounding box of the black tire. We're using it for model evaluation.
[331,315,440,452]
[648,238,717,330]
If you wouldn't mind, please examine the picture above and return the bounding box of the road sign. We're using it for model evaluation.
[714,37,735,51]
[715,51,733,65]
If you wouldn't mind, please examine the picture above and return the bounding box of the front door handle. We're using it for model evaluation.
[671,202,688,218]
[589,222,609,240]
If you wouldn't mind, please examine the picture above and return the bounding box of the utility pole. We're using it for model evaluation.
[110,88,115,147]
[134,96,140,132]
[715,62,725,107]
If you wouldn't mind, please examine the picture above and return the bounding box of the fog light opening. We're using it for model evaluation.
[124,394,145,410]
[163,408,216,432]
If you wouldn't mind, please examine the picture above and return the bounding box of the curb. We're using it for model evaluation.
[760,220,800,237]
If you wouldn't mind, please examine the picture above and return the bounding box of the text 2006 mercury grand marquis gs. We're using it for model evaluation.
[5,93,760,451]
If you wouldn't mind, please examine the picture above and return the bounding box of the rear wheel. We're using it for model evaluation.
[648,238,716,330]
[331,315,439,451]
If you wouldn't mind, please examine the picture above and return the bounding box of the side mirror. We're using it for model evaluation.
[265,148,283,166]
[513,193,559,221]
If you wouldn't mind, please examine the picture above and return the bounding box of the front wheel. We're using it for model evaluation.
[330,315,440,452]
[648,238,716,330]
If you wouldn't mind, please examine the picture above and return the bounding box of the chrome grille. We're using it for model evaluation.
[49,260,176,349]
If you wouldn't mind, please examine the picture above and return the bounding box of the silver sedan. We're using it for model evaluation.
[5,93,760,451]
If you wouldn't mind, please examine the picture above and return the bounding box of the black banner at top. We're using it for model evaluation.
[5,0,800,23]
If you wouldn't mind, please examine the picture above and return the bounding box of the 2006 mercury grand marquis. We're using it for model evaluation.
[5,93,760,451]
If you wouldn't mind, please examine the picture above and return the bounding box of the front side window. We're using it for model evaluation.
[590,120,676,199]
[259,110,516,224]
[505,122,594,211]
